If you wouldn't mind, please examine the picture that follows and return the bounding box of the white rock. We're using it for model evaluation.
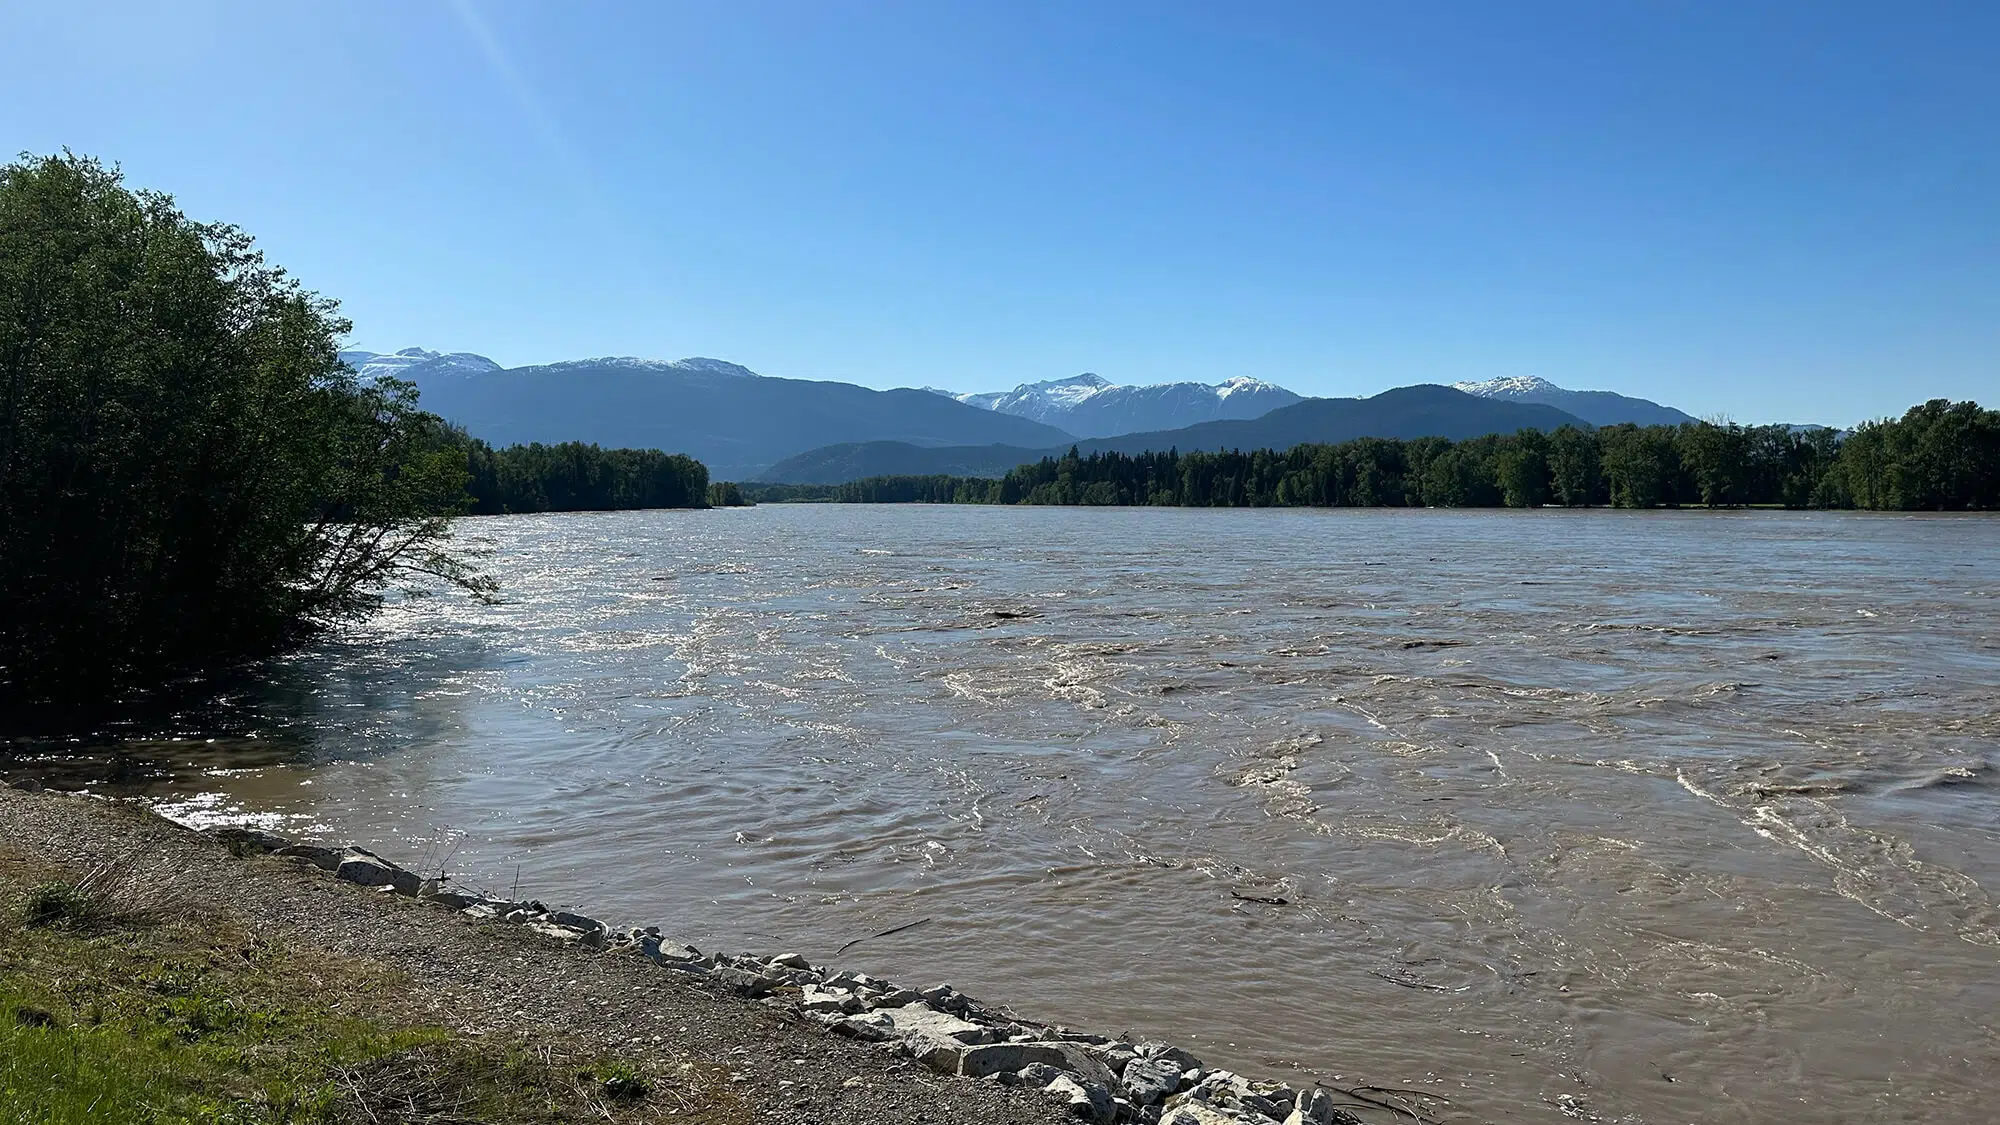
[1121,1055,1185,1106]
[1045,1074,1114,1122]
[799,985,862,1014]
[1285,1088,1339,1125]
[1160,1104,1273,1125]
[875,1002,993,1044]
[525,920,587,943]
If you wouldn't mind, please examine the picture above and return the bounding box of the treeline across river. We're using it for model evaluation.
[742,401,2000,511]
[462,440,709,514]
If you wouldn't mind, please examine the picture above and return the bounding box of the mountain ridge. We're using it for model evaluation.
[345,349,1075,480]
[341,347,1703,481]
[761,385,1592,483]
[943,372,1304,437]
[1452,375,1695,427]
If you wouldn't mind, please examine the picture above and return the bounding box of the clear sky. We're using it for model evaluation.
[6,2,1995,424]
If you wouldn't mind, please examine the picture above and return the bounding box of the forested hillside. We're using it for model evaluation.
[758,384,1591,483]
[746,402,1997,510]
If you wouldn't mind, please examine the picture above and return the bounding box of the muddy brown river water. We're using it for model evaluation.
[16,506,1999,1123]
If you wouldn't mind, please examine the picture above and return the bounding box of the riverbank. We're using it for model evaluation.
[0,784,1360,1125]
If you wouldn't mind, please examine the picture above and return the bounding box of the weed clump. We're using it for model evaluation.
[599,1061,652,1102]
[19,881,93,928]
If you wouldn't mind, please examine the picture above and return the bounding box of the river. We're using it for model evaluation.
[17,505,2000,1123]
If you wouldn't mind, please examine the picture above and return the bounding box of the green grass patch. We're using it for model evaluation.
[17,880,94,928]
[0,858,739,1124]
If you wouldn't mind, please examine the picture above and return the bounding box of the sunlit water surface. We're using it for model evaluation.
[17,506,2000,1124]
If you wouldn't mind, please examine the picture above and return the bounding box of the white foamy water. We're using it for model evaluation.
[34,506,2000,1123]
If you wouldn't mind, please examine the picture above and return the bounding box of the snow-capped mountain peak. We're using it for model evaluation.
[949,372,1303,438]
[345,349,769,382]
[668,357,761,378]
[1451,375,1696,427]
[532,356,763,378]
[1032,373,1114,406]
[340,347,501,382]
[1452,375,1562,398]
[1216,376,1284,399]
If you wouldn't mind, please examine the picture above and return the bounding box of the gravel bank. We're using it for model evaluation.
[0,784,1063,1125]
[1,783,1378,1125]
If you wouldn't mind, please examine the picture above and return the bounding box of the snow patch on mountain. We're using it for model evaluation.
[1216,376,1278,400]
[946,373,1302,437]
[1451,375,1696,427]
[1452,375,1566,399]
[340,347,501,381]
[344,350,768,381]
[534,356,762,378]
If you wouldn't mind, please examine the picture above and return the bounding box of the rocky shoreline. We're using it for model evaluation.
[197,819,1354,1125]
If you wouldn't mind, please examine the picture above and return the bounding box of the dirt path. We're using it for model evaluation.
[0,785,1065,1125]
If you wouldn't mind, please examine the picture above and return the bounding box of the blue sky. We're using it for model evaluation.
[6,1,1995,424]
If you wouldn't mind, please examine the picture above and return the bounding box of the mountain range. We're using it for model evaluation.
[342,348,1701,483]
[1452,375,1696,427]
[340,349,1073,481]
[759,385,1591,483]
[942,373,1303,437]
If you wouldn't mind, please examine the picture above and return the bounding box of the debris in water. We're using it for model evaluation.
[833,916,935,956]
[1368,968,1467,992]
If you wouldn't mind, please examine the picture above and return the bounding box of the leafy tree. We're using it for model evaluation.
[1599,424,1682,508]
[1494,430,1551,508]
[0,153,490,709]
[1546,425,1602,506]
[1839,400,2000,510]
[1675,421,1750,506]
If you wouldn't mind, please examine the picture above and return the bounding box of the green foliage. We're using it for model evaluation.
[18,882,92,928]
[464,438,708,514]
[1836,399,2000,510]
[762,404,1998,512]
[1546,425,1600,507]
[0,153,493,708]
[736,482,837,504]
[835,474,993,503]
[597,1060,653,1102]
[706,481,751,507]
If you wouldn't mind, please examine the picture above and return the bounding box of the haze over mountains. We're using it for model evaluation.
[343,347,1702,483]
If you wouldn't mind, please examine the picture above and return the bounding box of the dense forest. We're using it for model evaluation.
[462,439,708,514]
[745,402,1999,511]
